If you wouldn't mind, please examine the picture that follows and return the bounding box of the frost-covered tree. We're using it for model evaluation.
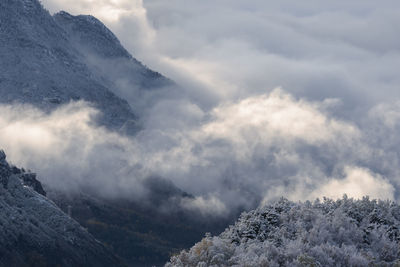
[167,196,400,266]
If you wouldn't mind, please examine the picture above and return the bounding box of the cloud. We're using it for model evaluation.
[0,102,145,197]
[2,88,393,216]
[260,165,396,206]
[139,0,400,112]
[180,194,228,217]
[311,166,395,200]
[202,89,358,146]
[11,0,400,215]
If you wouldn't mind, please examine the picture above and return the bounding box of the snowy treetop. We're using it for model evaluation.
[167,196,400,266]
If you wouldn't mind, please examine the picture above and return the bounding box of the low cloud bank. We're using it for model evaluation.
[1,88,399,216]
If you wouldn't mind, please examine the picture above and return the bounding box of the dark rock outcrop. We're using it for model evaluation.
[0,150,10,189]
[0,150,46,196]
[20,172,46,196]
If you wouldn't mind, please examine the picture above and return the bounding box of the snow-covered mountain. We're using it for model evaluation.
[167,197,400,266]
[0,0,171,132]
[0,150,124,267]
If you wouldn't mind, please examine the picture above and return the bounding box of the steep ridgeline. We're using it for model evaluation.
[0,0,171,133]
[0,150,124,267]
[167,197,400,267]
[53,11,174,123]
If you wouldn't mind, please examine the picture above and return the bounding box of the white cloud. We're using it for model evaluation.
[202,89,358,145]
[0,88,373,214]
[311,166,395,200]
[0,102,146,197]
[180,195,228,217]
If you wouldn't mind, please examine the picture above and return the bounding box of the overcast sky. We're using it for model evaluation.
[4,0,399,215]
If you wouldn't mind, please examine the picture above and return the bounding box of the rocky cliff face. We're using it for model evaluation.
[0,150,123,267]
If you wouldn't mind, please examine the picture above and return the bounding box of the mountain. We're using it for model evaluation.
[0,150,124,267]
[0,0,171,132]
[167,197,400,266]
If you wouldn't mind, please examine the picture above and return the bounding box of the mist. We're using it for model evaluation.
[1,87,399,216]
[3,0,399,216]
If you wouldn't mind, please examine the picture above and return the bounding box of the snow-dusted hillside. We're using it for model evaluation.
[53,11,174,120]
[167,197,400,266]
[0,150,123,267]
[0,0,171,132]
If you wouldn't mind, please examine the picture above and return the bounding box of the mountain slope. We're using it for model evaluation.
[53,11,175,121]
[167,197,400,266]
[0,150,124,267]
[0,0,171,132]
